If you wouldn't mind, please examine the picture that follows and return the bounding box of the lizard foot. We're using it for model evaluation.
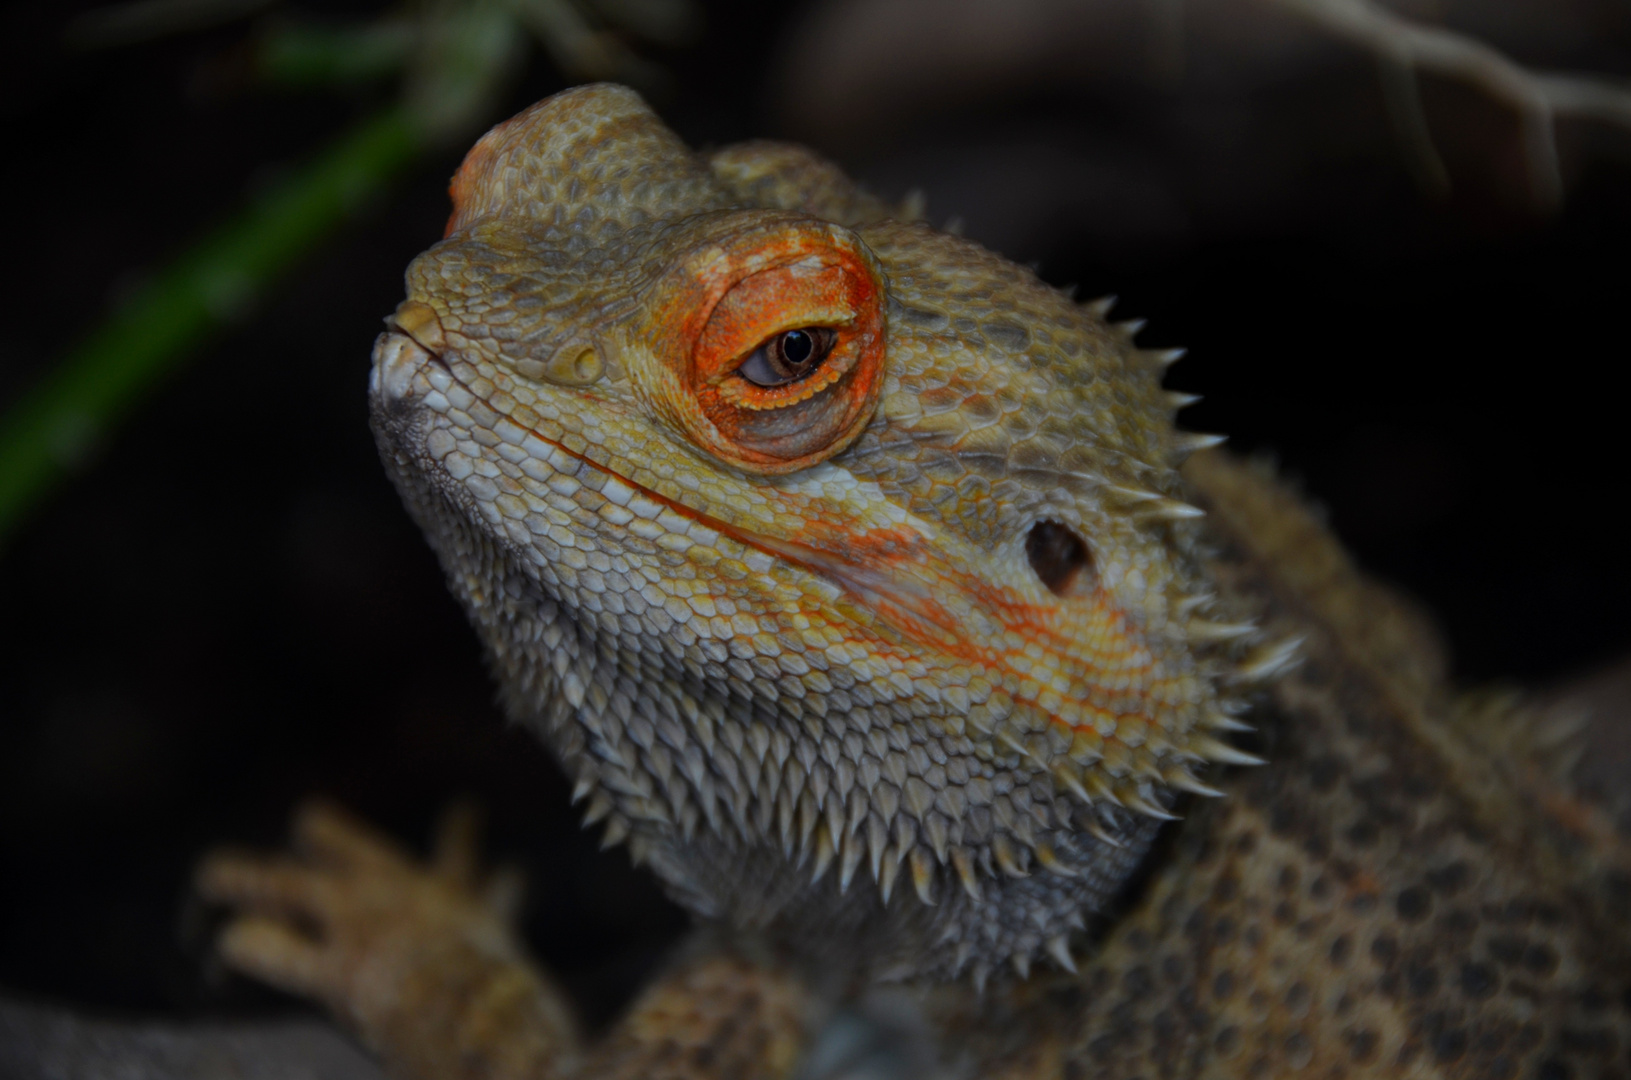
[197,799,578,1080]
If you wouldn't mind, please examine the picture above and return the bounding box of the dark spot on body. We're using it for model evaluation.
[1345,1028,1380,1063]
[1522,943,1559,977]
[1575,986,1608,1012]
[1490,935,1526,965]
[1461,961,1499,1000]
[1214,1025,1241,1056]
[1286,1031,1313,1067]
[1306,755,1341,791]
[1345,820,1380,848]
[1426,861,1471,894]
[1396,885,1432,922]
[1371,936,1399,965]
[1407,961,1440,997]
[1504,899,1537,924]
[1330,934,1353,965]
[1434,1028,1468,1063]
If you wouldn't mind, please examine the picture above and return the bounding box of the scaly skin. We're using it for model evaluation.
[199,85,1631,1079]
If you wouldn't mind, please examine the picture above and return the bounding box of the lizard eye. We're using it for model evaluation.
[644,217,886,475]
[737,328,838,387]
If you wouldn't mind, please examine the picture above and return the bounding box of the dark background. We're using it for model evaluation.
[1,0,1628,1030]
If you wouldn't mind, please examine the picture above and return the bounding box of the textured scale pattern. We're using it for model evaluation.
[370,84,1269,983]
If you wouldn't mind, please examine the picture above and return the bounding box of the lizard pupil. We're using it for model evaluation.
[782,329,814,364]
[737,327,837,387]
[1026,520,1094,597]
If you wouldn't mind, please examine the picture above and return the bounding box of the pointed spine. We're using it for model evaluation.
[910,847,936,905]
[1047,935,1078,973]
[1193,735,1267,767]
[1174,432,1228,457]
[1186,618,1257,643]
[1237,636,1304,682]
[1137,498,1206,522]
[952,847,982,901]
[1165,766,1225,798]
[811,825,835,885]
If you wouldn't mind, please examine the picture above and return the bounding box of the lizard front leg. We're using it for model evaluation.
[197,800,580,1080]
[198,802,815,1080]
[582,952,809,1080]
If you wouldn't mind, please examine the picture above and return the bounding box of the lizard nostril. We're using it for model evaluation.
[1026,520,1094,597]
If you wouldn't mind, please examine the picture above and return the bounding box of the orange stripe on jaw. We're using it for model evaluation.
[439,365,1174,747]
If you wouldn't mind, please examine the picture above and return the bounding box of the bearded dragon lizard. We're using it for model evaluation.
[198,84,1631,1080]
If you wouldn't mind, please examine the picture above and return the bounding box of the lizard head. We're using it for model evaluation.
[369,84,1276,983]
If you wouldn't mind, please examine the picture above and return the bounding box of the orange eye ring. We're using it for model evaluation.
[642,216,887,475]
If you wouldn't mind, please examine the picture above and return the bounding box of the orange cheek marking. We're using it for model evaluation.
[780,518,1169,742]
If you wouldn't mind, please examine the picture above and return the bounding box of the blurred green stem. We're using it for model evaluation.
[0,106,421,547]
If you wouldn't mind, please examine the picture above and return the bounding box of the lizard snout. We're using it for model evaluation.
[369,331,436,404]
[371,301,450,404]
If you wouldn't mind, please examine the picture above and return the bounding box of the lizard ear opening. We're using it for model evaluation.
[1027,520,1096,598]
[653,219,886,474]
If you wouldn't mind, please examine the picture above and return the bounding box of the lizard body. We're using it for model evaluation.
[200,85,1631,1079]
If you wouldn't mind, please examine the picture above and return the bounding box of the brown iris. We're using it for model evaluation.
[737,328,838,387]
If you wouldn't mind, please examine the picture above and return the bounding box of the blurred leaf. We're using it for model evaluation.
[257,18,418,87]
[0,108,421,547]
[4,0,697,549]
